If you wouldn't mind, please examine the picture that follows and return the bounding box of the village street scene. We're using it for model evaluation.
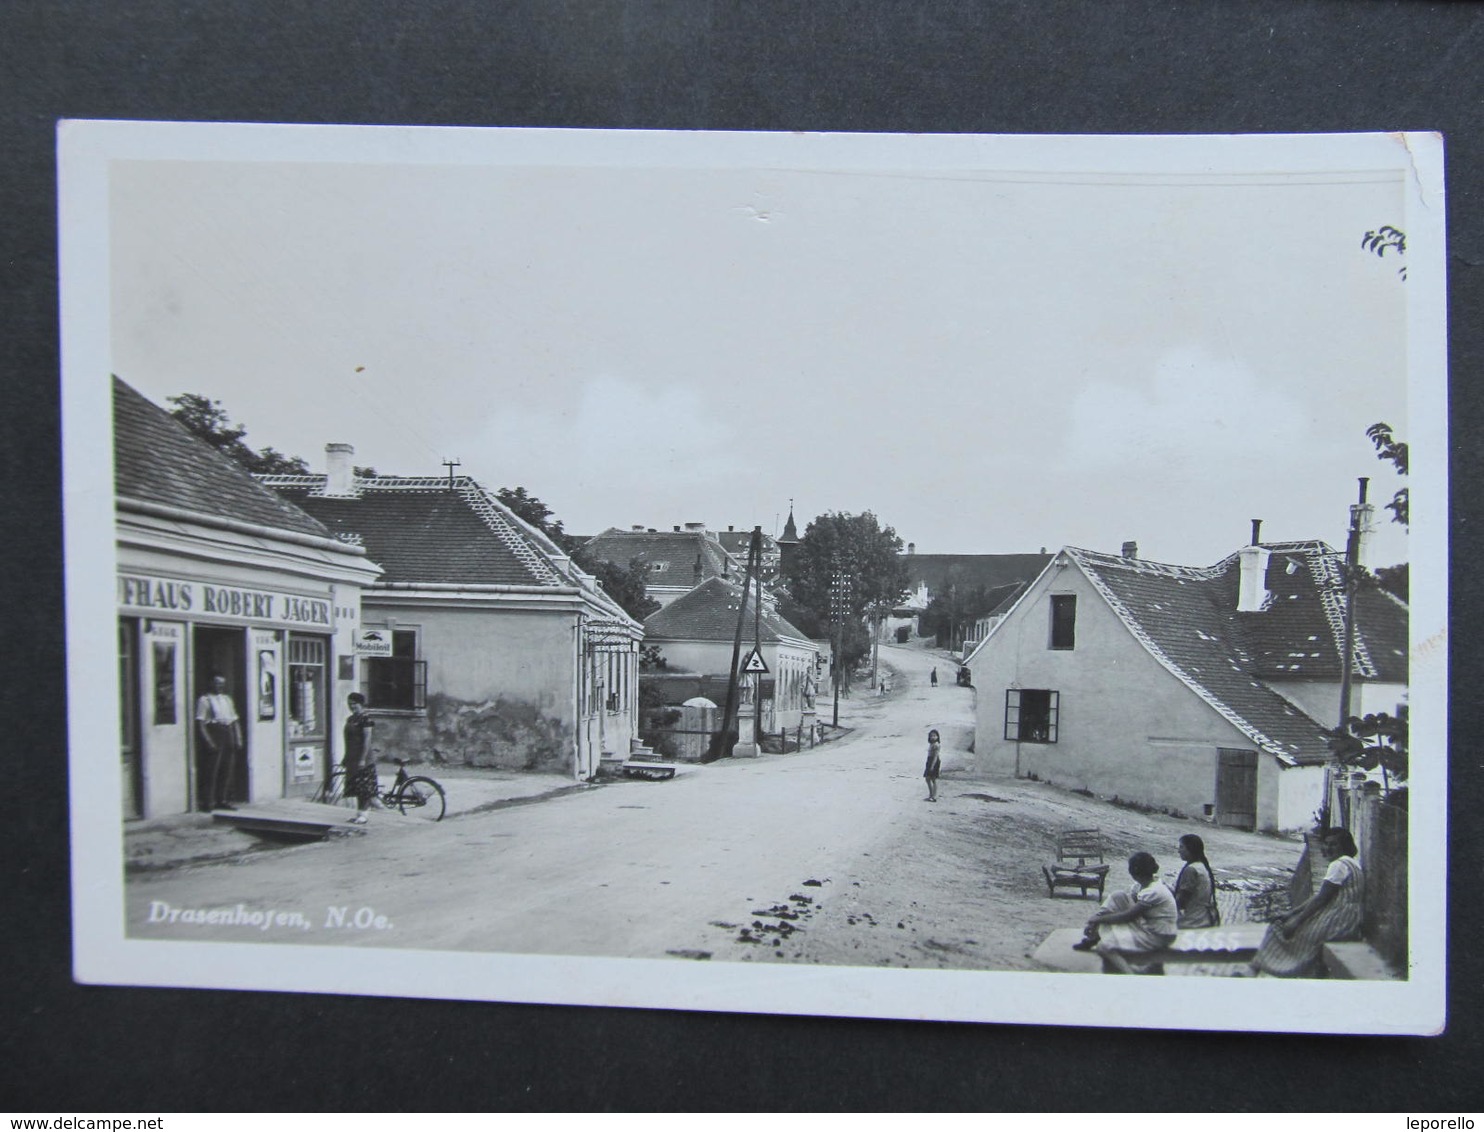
[115,376,1409,981]
[94,134,1423,1012]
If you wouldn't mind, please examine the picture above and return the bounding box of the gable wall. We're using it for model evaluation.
[971,558,1298,830]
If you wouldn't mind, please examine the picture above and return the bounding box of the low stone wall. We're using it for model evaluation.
[371,692,572,773]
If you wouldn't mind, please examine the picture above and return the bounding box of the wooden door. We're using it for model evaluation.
[1215,748,1258,830]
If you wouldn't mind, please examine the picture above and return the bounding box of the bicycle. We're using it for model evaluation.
[317,758,447,821]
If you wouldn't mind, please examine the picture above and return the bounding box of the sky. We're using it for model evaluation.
[108,133,1411,567]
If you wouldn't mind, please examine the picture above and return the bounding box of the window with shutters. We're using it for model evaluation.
[1005,688,1059,743]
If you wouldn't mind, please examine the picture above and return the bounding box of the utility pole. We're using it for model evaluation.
[1337,477,1370,729]
[829,558,852,728]
[706,528,761,762]
[1330,477,1371,826]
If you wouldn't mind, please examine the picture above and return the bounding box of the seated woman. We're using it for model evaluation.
[1173,833,1220,929]
[1250,828,1364,977]
[1072,851,1178,974]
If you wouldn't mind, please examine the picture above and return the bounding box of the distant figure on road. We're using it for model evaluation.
[1173,834,1220,929]
[930,667,938,687]
[194,672,243,812]
[1072,851,1178,974]
[923,728,942,802]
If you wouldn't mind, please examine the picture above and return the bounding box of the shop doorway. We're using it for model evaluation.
[193,626,248,809]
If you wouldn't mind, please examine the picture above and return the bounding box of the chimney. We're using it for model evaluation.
[1237,543,1272,612]
[1350,478,1376,569]
[673,525,681,532]
[324,443,356,498]
[728,525,735,532]
[1250,518,1263,546]
[631,525,644,532]
[907,542,915,555]
[1121,540,1138,559]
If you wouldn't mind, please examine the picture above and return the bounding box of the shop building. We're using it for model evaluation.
[114,379,380,819]
[262,448,643,781]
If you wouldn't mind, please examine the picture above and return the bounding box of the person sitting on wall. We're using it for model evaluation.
[1249,827,1364,977]
[1072,851,1179,974]
[1173,834,1221,929]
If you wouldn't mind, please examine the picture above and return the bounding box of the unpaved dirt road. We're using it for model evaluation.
[126,642,1302,969]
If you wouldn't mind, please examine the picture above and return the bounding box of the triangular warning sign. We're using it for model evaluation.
[741,647,769,674]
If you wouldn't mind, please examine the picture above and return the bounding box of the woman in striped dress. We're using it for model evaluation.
[1251,828,1364,977]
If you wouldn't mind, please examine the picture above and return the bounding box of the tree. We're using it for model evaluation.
[167,393,311,475]
[496,486,566,541]
[1324,710,1408,795]
[1365,421,1408,528]
[572,549,661,623]
[783,511,909,667]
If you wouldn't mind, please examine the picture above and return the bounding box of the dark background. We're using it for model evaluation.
[3,0,1480,1113]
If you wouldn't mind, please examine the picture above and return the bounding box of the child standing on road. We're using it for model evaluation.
[923,729,942,802]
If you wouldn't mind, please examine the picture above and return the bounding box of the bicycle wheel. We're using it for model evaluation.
[317,767,350,807]
[395,776,446,821]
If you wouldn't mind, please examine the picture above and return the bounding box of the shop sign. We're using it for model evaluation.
[355,628,393,656]
[117,572,333,629]
[291,746,318,782]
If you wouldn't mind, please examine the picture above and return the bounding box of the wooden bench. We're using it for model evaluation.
[621,751,678,781]
[211,799,363,840]
[1042,828,1112,901]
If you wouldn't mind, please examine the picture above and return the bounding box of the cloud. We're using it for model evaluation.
[1060,347,1310,475]
[465,375,744,526]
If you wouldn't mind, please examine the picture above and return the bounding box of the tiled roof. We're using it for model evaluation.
[905,553,1054,594]
[582,528,738,585]
[1068,541,1409,764]
[716,529,778,558]
[266,475,561,587]
[643,576,812,644]
[113,377,333,540]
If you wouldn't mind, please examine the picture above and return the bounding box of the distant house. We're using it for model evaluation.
[263,447,642,781]
[965,539,1408,833]
[895,548,1054,646]
[715,525,782,582]
[114,379,381,818]
[580,523,741,607]
[641,577,822,734]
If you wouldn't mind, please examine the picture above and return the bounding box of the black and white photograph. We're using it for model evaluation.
[60,122,1445,1035]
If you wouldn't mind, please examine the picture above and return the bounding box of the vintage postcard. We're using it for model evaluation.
[61,123,1446,1032]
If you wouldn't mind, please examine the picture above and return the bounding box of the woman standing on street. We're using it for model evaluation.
[341,692,378,824]
[923,728,942,802]
[1173,834,1221,929]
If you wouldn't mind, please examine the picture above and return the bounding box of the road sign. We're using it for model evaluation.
[741,647,769,674]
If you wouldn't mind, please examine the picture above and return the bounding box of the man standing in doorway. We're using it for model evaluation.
[195,673,243,811]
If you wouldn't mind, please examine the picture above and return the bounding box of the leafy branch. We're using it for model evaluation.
[1323,710,1408,794]
[1361,225,1407,280]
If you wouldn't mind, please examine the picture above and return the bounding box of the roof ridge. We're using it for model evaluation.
[455,481,563,586]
